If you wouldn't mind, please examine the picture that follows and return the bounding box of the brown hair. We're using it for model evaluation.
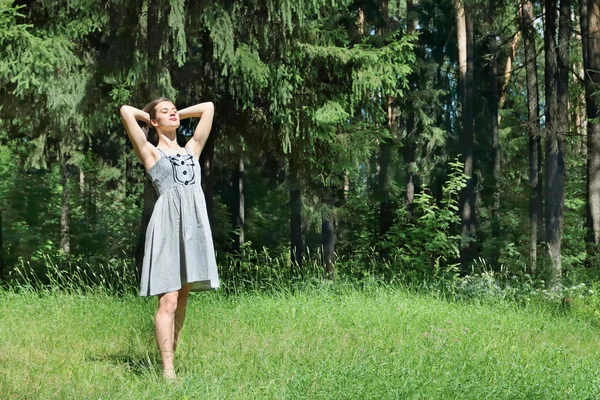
[141,97,174,146]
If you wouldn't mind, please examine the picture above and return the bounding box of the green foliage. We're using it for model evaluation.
[383,159,465,276]
[0,2,79,96]
[0,140,17,199]
[339,159,465,281]
[168,0,187,66]
[0,0,597,296]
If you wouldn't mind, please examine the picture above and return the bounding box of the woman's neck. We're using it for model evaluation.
[157,131,179,149]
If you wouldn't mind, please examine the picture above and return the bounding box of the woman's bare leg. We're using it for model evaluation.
[156,290,179,379]
[174,283,193,352]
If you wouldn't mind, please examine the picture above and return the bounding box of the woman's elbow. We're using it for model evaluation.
[119,105,132,117]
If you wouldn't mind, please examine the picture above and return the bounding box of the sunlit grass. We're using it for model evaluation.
[1,286,600,399]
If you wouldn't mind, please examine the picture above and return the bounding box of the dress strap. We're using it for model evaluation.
[157,148,167,157]
[184,145,191,155]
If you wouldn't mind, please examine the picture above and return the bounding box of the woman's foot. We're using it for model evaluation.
[163,367,177,380]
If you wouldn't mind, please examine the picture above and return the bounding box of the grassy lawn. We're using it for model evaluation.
[1,286,600,399]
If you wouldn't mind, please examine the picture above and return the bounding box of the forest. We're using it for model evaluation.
[1,0,599,294]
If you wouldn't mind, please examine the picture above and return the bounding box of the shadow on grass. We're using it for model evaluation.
[87,353,159,376]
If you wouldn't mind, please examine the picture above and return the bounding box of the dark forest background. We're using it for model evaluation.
[2,0,600,293]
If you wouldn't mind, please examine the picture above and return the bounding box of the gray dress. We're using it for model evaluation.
[140,146,219,296]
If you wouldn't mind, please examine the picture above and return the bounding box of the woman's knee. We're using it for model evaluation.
[158,292,179,315]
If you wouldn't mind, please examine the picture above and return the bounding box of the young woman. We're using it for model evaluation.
[120,98,219,379]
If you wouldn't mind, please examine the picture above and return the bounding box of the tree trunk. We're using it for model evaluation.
[574,11,587,157]
[233,155,245,252]
[497,32,520,126]
[407,0,417,33]
[456,1,467,104]
[405,0,418,221]
[357,7,365,35]
[378,100,396,239]
[404,116,416,221]
[378,1,397,240]
[575,63,587,156]
[521,1,543,272]
[544,0,568,287]
[290,183,303,269]
[490,35,501,268]
[60,151,71,254]
[456,1,476,269]
[582,0,600,261]
[289,151,303,269]
[322,214,335,279]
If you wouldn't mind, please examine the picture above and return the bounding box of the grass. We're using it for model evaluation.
[1,285,600,399]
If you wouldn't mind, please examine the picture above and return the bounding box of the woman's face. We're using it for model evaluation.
[151,101,180,130]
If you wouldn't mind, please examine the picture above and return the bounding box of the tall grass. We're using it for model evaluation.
[5,254,138,295]
[2,285,600,399]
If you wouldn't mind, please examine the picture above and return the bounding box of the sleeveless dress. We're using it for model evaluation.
[139,146,219,296]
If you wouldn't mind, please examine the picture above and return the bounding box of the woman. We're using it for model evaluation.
[120,98,219,379]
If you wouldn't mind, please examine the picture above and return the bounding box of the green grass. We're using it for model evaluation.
[1,286,600,399]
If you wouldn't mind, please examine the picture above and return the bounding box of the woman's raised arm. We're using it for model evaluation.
[178,102,214,158]
[120,105,156,168]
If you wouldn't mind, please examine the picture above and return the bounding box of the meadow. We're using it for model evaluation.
[1,285,600,399]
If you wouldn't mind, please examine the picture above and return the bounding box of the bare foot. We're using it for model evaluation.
[163,367,177,380]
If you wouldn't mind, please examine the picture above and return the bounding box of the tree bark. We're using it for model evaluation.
[289,151,303,269]
[60,150,71,254]
[456,1,477,269]
[322,214,335,279]
[290,182,303,269]
[405,0,418,221]
[378,1,397,240]
[357,7,365,35]
[521,1,543,272]
[582,0,600,260]
[456,1,467,106]
[544,0,568,287]
[378,97,396,239]
[490,34,501,268]
[233,155,245,252]
[497,32,521,126]
[574,11,587,157]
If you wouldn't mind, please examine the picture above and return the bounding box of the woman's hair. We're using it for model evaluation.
[141,97,174,146]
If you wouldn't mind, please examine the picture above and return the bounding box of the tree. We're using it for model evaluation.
[456,0,476,270]
[544,0,570,286]
[582,0,600,262]
[521,0,543,271]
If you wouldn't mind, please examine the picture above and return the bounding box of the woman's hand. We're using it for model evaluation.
[121,105,150,125]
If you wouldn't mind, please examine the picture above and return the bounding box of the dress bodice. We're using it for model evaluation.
[147,149,201,196]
